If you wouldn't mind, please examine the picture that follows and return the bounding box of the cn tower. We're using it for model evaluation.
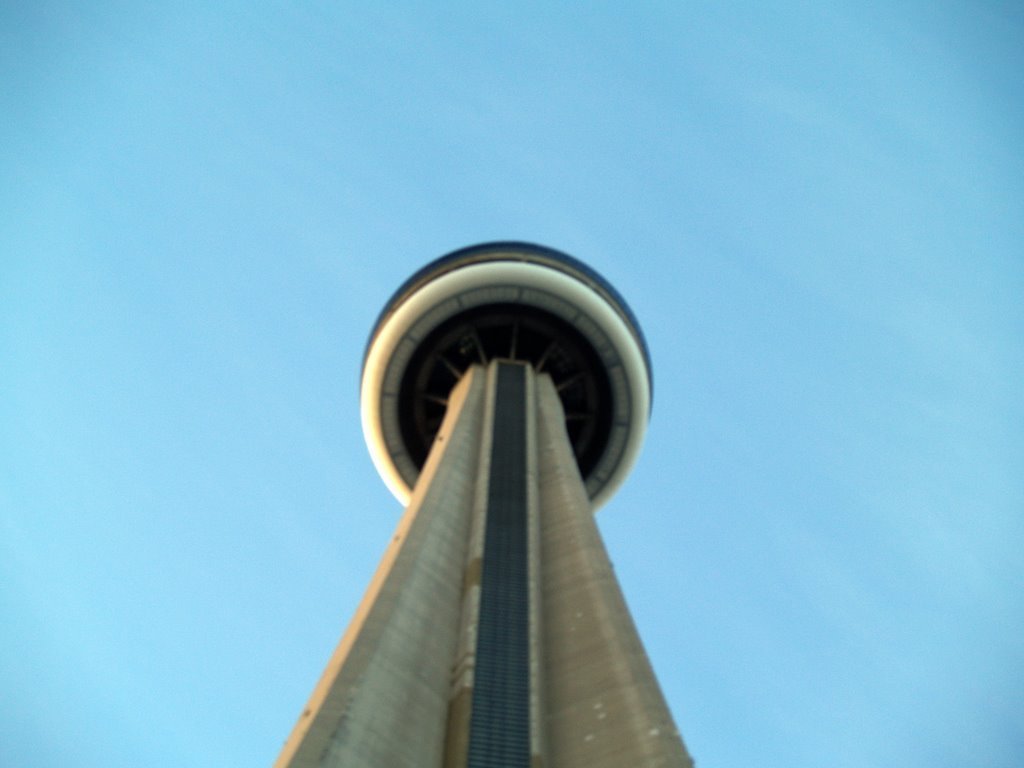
[276,243,693,768]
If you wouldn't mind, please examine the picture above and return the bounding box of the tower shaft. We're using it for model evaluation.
[276,361,691,768]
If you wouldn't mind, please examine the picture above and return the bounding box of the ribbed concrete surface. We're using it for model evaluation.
[276,362,691,767]
[275,371,485,768]
[535,373,693,767]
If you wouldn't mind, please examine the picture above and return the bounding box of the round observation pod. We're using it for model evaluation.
[361,242,652,510]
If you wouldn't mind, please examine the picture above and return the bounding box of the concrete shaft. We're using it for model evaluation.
[276,362,691,768]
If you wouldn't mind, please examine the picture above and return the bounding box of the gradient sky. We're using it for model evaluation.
[2,3,1022,767]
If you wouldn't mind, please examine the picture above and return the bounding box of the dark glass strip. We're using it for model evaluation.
[466,363,530,768]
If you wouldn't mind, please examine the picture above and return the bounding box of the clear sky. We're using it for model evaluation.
[2,3,1022,767]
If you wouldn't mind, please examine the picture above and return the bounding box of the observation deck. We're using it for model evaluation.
[360,242,652,509]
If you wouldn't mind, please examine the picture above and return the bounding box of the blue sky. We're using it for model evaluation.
[2,3,1022,766]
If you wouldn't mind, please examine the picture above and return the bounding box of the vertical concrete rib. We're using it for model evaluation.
[524,366,547,766]
[444,361,546,768]
[275,369,487,768]
[535,373,693,768]
[442,366,496,768]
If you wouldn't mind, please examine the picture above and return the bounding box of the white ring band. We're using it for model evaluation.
[361,260,650,510]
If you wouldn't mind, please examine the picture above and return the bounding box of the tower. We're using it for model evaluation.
[276,243,692,768]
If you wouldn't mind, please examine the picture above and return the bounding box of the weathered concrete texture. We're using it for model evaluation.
[275,370,486,768]
[276,362,691,767]
[535,374,693,768]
